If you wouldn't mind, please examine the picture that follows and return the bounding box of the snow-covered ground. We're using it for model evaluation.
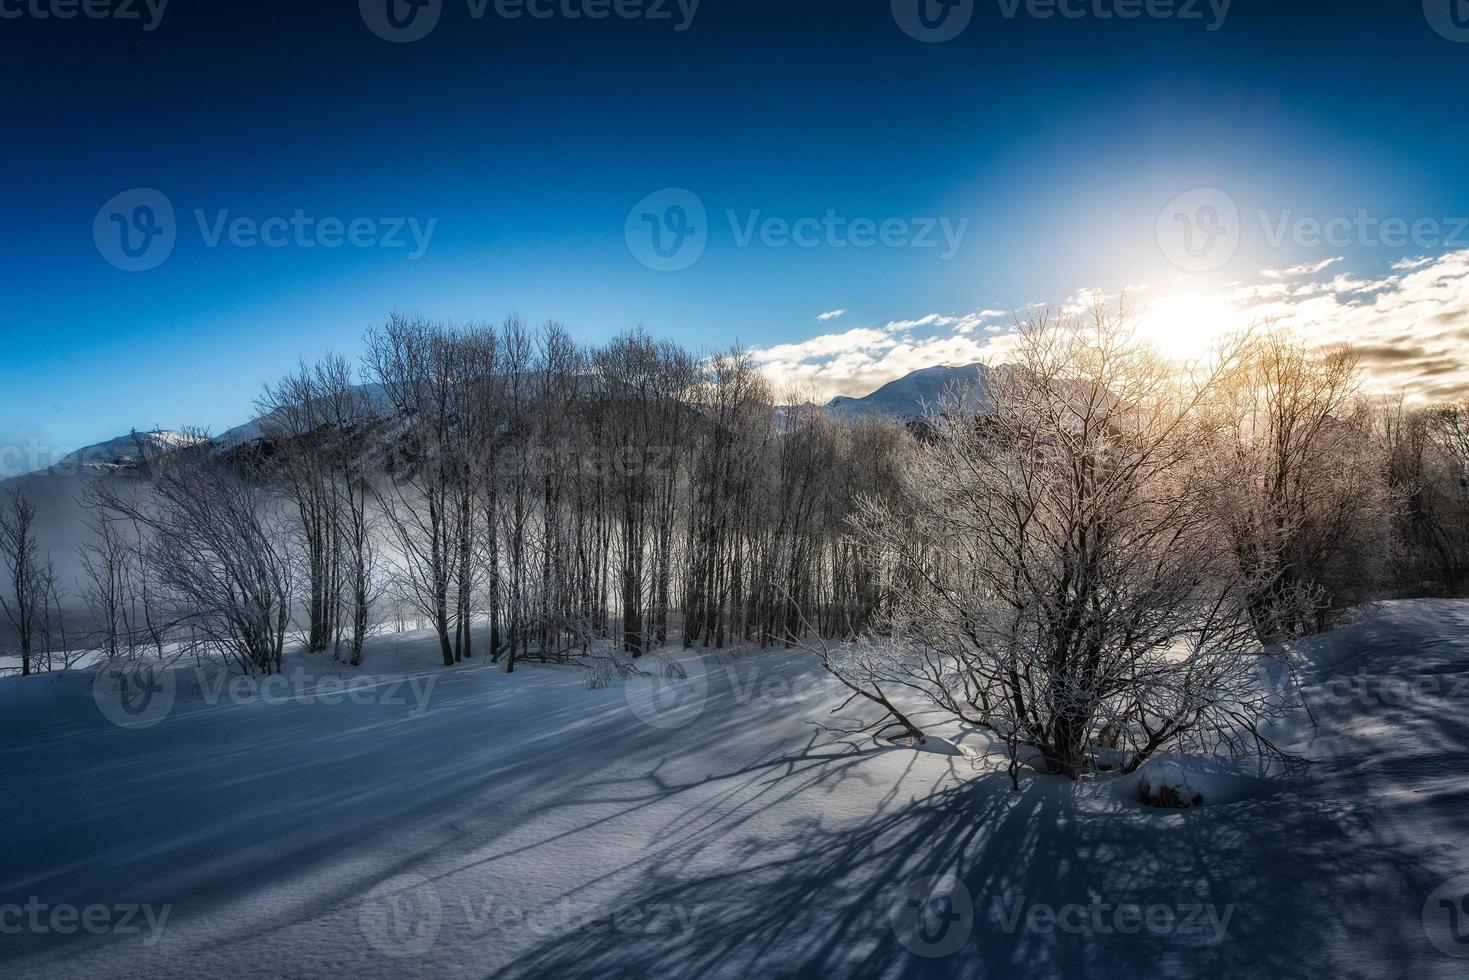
[2,600,1468,979]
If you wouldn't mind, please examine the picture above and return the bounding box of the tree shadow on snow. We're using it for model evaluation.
[483,739,1419,980]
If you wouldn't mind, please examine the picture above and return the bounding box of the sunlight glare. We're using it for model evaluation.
[1138,293,1247,363]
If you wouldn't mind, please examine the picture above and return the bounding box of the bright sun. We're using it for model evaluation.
[1137,293,1247,363]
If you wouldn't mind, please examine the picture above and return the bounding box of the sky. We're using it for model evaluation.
[2,0,1468,465]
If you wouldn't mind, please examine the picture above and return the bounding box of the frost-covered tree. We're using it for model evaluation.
[844,305,1304,783]
[1209,331,1395,639]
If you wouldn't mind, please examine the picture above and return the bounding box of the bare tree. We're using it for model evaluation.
[259,362,341,653]
[36,557,72,671]
[1210,330,1394,639]
[260,354,381,664]
[844,305,1304,784]
[97,435,295,675]
[1424,402,1469,591]
[0,487,42,675]
[365,315,465,667]
[77,502,145,666]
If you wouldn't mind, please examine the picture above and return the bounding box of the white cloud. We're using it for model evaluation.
[756,249,1469,406]
[750,327,898,368]
[816,309,846,322]
[1263,257,1344,279]
[1227,248,1469,403]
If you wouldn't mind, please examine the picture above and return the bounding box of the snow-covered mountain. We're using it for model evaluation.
[825,363,995,419]
[54,430,206,474]
[17,363,981,489]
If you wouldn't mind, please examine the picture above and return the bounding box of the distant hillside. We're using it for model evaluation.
[825,363,995,419]
[55,430,205,474]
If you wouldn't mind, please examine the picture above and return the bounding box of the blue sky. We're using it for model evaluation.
[3,0,1468,457]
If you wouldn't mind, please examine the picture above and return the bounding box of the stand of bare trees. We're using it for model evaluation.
[1208,333,1394,641]
[260,355,381,665]
[92,436,295,675]
[1384,400,1469,593]
[348,315,897,675]
[3,307,1466,724]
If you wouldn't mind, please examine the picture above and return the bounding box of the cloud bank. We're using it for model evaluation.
[756,249,1469,406]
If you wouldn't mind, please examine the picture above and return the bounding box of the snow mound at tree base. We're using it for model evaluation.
[1123,758,1281,810]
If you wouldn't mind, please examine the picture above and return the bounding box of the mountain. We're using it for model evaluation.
[825,363,995,419]
[10,366,986,491]
[54,430,206,475]
[213,382,391,449]
[0,366,987,582]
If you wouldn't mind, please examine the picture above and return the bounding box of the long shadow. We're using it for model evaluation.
[473,739,1409,980]
[6,604,1467,979]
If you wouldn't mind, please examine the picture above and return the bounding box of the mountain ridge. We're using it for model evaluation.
[824,362,994,419]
